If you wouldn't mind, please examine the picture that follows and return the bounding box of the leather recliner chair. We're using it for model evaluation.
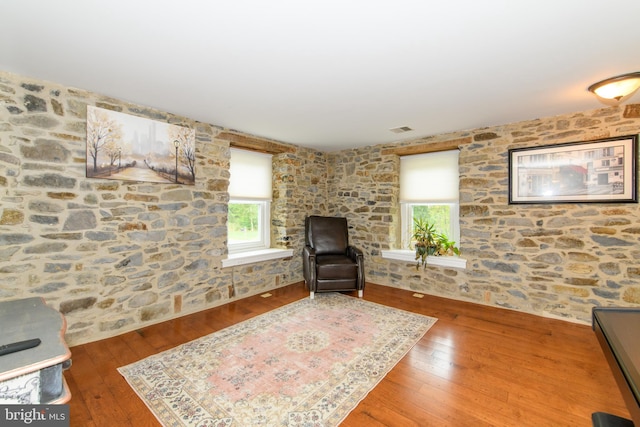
[302,215,365,299]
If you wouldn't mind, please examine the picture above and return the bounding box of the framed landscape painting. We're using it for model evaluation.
[508,135,638,204]
[86,106,196,185]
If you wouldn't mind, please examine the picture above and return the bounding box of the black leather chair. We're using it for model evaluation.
[302,215,365,299]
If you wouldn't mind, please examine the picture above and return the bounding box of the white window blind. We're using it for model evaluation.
[400,150,459,202]
[229,148,272,200]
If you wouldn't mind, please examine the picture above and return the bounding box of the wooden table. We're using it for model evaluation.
[593,307,640,427]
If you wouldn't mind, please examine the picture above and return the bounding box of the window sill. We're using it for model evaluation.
[381,249,467,269]
[222,248,294,268]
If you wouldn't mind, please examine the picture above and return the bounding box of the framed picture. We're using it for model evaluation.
[508,135,638,204]
[86,106,196,185]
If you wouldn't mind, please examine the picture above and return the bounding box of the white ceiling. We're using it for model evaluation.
[2,1,640,152]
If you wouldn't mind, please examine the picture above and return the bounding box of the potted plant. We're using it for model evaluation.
[410,217,460,270]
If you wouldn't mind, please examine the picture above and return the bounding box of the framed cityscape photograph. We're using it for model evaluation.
[508,135,638,204]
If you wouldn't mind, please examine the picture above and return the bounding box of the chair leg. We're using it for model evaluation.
[358,290,363,298]
[310,291,315,300]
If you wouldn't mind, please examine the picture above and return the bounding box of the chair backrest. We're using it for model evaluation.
[305,216,349,255]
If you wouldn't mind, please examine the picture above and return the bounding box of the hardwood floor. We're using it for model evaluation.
[64,282,631,426]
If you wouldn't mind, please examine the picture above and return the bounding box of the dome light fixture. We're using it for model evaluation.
[588,72,640,105]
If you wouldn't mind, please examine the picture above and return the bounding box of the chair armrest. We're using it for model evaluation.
[303,245,316,286]
[347,246,365,290]
[303,245,316,258]
[347,246,363,261]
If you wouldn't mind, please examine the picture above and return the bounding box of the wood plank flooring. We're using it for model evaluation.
[64,282,632,426]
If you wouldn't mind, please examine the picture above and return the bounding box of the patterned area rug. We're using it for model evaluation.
[118,293,437,426]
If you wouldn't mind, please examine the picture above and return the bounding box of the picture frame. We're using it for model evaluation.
[86,106,196,185]
[508,135,638,204]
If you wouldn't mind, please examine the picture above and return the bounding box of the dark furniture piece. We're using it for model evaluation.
[302,215,364,299]
[0,297,72,404]
[592,307,640,427]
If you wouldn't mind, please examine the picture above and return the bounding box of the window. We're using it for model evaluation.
[228,148,272,253]
[400,150,460,250]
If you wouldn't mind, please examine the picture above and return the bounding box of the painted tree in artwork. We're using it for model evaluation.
[86,107,123,172]
[168,125,196,182]
[105,139,120,171]
[104,138,131,171]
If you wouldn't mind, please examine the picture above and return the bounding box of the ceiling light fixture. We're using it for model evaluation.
[588,72,640,105]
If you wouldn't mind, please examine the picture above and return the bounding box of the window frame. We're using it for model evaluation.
[383,148,466,269]
[227,199,271,254]
[399,149,461,252]
[227,147,273,256]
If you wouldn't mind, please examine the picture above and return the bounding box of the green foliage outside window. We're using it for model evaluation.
[228,203,259,242]
[410,205,460,270]
[412,205,450,236]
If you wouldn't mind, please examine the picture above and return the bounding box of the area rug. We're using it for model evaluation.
[118,293,437,427]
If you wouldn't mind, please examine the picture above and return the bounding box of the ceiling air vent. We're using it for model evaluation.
[389,126,413,134]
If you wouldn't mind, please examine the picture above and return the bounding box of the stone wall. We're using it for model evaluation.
[327,148,399,257]
[0,71,325,345]
[330,106,640,323]
[3,68,640,347]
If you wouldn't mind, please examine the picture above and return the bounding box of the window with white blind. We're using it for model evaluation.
[400,150,460,250]
[228,148,272,253]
